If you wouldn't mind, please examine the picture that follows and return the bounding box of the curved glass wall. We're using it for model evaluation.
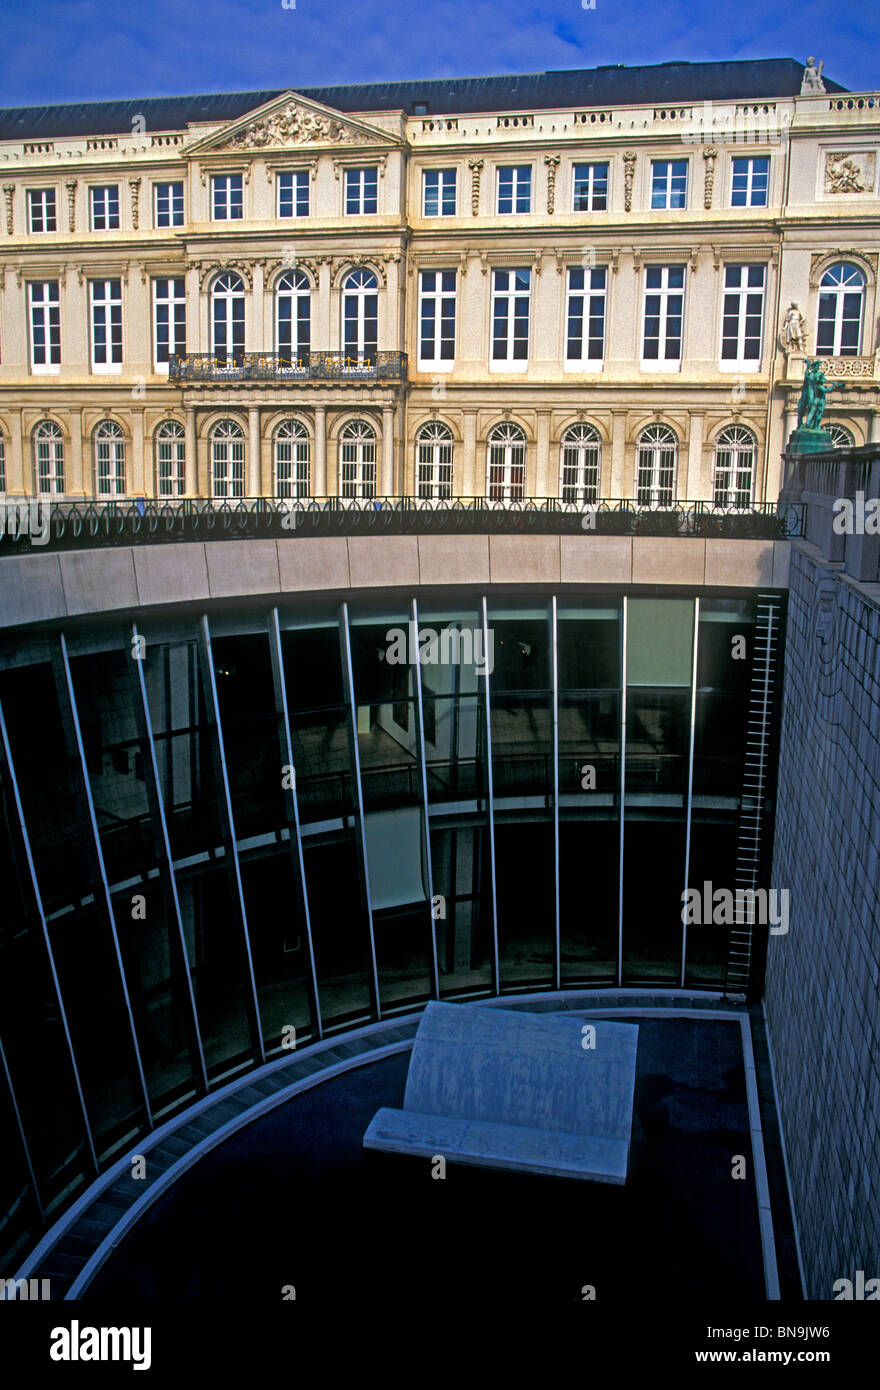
[0,586,784,1268]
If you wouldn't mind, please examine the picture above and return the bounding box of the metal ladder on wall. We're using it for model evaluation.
[726,593,783,995]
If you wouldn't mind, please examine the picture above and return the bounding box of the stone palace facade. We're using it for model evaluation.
[0,57,878,506]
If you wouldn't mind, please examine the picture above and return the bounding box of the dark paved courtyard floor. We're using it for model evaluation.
[87,1017,767,1303]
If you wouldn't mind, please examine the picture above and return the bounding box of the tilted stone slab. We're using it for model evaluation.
[363,1002,639,1183]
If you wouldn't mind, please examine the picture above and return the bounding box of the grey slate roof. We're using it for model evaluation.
[0,59,847,141]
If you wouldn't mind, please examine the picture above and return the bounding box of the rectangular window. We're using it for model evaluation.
[642,265,685,363]
[720,263,766,364]
[212,174,243,220]
[651,160,688,210]
[277,171,309,218]
[28,280,61,370]
[418,269,456,365]
[572,163,608,212]
[90,279,123,370]
[497,165,531,214]
[28,188,57,233]
[566,266,607,364]
[345,167,378,215]
[90,185,120,230]
[731,157,769,208]
[154,181,184,227]
[423,168,457,216]
[491,267,530,364]
[153,278,187,370]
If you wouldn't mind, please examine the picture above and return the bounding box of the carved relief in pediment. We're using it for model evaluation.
[222,101,370,151]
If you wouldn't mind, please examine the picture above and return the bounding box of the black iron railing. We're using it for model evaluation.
[0,496,804,554]
[168,350,408,383]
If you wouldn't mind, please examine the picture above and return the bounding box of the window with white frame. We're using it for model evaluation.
[418,269,456,365]
[566,266,606,365]
[713,426,756,508]
[636,424,677,507]
[94,420,126,496]
[90,279,123,371]
[339,419,377,498]
[642,265,685,364]
[211,419,245,497]
[731,156,769,208]
[342,269,378,362]
[212,174,243,220]
[720,263,765,366]
[90,185,120,230]
[211,273,245,367]
[274,419,310,498]
[345,167,378,215]
[487,422,526,500]
[829,424,855,447]
[560,424,601,504]
[278,171,309,218]
[28,280,61,371]
[497,165,531,214]
[155,420,186,497]
[275,270,311,367]
[572,163,608,212]
[27,188,56,233]
[817,262,865,356]
[153,277,186,370]
[154,182,184,227]
[423,168,456,216]
[651,160,688,209]
[416,421,454,498]
[491,268,530,366]
[33,420,65,495]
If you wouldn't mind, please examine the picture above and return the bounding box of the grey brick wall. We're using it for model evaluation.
[766,541,880,1300]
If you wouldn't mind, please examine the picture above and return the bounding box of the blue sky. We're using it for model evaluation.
[0,0,877,106]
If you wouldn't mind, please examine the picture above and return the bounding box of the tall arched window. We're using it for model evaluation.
[636,424,677,507]
[33,420,65,495]
[713,425,756,508]
[211,273,245,367]
[829,424,855,448]
[275,270,311,368]
[156,420,186,497]
[416,421,454,499]
[275,419,310,498]
[211,418,245,497]
[816,263,865,356]
[342,269,378,364]
[487,422,526,501]
[339,419,376,498]
[94,420,126,496]
[560,423,601,504]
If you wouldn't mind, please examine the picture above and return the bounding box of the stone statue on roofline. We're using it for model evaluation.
[801,57,826,94]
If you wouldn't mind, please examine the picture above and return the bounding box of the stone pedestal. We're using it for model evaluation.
[787,426,833,455]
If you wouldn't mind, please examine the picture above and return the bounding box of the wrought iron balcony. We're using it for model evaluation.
[168,350,408,384]
[0,496,804,554]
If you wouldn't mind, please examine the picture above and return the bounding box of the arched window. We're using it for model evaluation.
[275,270,310,368]
[636,424,677,507]
[416,421,454,499]
[560,423,601,504]
[487,422,526,501]
[817,263,864,357]
[33,420,64,495]
[211,273,245,367]
[342,269,378,364]
[94,420,126,497]
[211,418,245,498]
[275,419,310,498]
[713,426,756,509]
[829,424,855,448]
[339,419,376,498]
[156,420,186,498]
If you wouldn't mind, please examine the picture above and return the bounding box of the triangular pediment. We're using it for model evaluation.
[187,90,403,155]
